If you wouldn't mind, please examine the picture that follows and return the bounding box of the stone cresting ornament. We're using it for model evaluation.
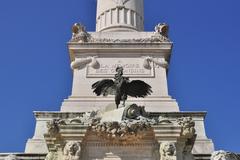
[211,150,240,160]
[160,142,176,160]
[92,66,152,108]
[63,141,81,160]
[177,117,196,138]
[71,23,90,42]
[4,155,18,160]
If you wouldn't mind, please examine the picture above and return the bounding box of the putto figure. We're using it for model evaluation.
[92,66,152,108]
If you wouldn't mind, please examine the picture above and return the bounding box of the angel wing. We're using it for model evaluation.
[92,79,116,96]
[126,80,152,98]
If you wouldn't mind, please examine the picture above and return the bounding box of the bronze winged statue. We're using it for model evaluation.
[92,66,152,108]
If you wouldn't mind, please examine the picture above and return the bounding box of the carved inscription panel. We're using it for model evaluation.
[86,58,154,78]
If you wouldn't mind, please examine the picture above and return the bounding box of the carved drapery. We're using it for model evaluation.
[142,56,168,69]
[71,56,99,70]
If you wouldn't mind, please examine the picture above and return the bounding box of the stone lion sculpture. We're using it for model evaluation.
[63,141,81,160]
[160,142,176,160]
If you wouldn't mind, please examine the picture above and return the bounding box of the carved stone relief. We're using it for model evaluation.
[47,119,66,137]
[159,142,176,160]
[142,56,168,69]
[69,23,170,43]
[211,150,240,160]
[71,23,90,43]
[177,117,196,138]
[63,141,82,160]
[86,58,154,78]
[71,56,100,70]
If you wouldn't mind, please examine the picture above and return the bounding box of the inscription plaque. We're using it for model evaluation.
[87,58,154,78]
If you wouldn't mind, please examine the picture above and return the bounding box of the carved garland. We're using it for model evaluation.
[70,23,170,43]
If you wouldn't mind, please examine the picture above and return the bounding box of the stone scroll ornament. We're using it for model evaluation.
[92,66,152,108]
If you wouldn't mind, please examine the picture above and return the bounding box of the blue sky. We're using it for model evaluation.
[0,0,239,153]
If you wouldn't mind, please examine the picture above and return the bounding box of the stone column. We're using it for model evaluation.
[96,0,144,32]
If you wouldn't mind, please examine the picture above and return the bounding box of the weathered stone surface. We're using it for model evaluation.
[211,150,240,160]
[4,155,18,160]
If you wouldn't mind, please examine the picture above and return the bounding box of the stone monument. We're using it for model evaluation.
[0,0,239,160]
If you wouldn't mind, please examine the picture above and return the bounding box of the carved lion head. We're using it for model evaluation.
[63,141,81,158]
[160,142,176,157]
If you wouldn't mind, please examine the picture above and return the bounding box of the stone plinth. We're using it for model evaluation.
[61,31,179,112]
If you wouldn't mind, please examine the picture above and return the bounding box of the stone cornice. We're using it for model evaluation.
[34,111,207,119]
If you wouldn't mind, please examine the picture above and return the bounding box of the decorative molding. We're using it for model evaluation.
[142,56,168,69]
[69,110,101,125]
[211,150,240,160]
[91,119,153,143]
[88,37,170,43]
